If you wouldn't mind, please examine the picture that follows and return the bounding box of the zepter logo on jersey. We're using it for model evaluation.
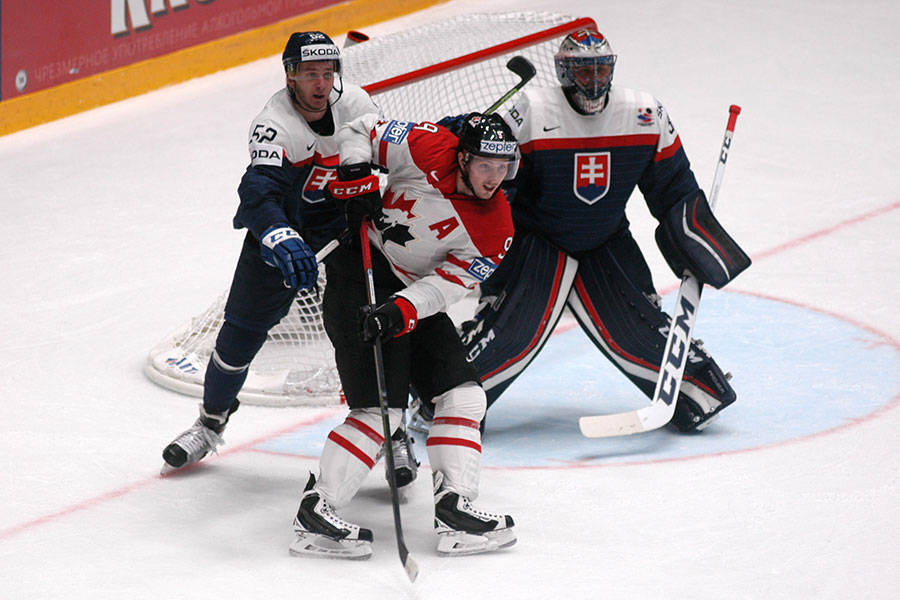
[573,152,610,205]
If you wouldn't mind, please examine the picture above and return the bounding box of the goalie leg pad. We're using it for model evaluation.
[460,233,578,408]
[426,382,485,500]
[568,241,736,428]
[655,190,751,289]
[317,407,402,508]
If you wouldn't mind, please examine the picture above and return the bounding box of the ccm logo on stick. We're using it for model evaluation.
[656,295,696,406]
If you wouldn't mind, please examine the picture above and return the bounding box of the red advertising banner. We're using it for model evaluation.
[0,0,341,101]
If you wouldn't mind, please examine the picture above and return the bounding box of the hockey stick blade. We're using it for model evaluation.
[484,56,536,115]
[579,275,701,437]
[400,545,420,582]
[579,105,741,438]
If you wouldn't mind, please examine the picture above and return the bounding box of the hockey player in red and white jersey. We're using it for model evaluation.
[427,29,750,433]
[287,113,518,559]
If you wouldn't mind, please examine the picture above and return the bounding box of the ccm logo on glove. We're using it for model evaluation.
[329,176,379,198]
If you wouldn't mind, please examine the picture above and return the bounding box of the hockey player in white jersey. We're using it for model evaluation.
[160,33,416,483]
[427,29,751,433]
[287,113,518,559]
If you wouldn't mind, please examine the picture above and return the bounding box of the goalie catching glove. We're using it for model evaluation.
[360,296,417,344]
[655,190,751,289]
[259,224,318,289]
[328,163,384,231]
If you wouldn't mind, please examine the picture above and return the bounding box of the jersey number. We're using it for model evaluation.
[252,124,277,143]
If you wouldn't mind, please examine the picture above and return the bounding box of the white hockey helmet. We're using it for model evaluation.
[555,29,617,114]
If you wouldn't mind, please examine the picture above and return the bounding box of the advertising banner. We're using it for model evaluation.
[1,0,340,101]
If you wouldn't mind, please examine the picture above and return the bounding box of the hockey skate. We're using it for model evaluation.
[383,427,420,488]
[374,425,419,494]
[671,344,736,432]
[407,395,433,435]
[289,473,373,560]
[432,471,516,556]
[160,402,237,475]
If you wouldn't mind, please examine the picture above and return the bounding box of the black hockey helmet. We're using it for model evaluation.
[282,31,341,75]
[457,112,519,181]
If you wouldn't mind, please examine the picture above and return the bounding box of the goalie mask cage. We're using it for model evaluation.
[144,12,597,407]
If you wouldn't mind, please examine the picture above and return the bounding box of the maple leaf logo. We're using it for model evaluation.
[380,189,418,248]
[381,222,416,247]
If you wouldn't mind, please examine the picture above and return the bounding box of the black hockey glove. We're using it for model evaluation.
[655,190,751,289]
[360,296,418,344]
[328,163,384,232]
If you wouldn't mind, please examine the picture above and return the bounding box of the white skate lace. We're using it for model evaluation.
[316,497,356,530]
[174,420,224,458]
[458,497,503,521]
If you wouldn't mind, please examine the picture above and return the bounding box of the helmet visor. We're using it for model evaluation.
[465,153,519,182]
[285,60,339,79]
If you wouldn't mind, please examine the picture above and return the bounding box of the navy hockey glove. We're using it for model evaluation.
[360,296,418,344]
[259,224,318,289]
[328,163,383,231]
[436,113,466,135]
[655,190,751,289]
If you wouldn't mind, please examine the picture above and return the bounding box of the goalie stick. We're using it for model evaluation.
[359,220,419,583]
[579,104,742,438]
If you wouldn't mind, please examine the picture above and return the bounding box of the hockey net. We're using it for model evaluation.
[144,12,596,407]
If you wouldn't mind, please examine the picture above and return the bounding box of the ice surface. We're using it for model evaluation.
[2,1,899,598]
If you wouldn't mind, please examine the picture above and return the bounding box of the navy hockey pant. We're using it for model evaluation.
[465,229,735,417]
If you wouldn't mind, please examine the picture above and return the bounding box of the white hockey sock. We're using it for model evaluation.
[316,407,402,508]
[426,382,485,499]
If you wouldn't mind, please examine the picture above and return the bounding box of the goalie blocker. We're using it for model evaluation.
[457,230,736,432]
[656,190,751,288]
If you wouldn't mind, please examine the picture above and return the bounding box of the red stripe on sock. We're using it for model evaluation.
[344,417,384,445]
[426,436,482,452]
[432,416,480,429]
[327,431,376,468]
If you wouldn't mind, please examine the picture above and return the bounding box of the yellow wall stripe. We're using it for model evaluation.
[0,0,444,137]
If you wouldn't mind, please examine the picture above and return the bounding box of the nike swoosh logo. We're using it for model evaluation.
[307,142,315,150]
[543,125,560,132]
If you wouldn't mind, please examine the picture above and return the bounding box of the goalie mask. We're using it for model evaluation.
[555,29,617,114]
[457,112,520,188]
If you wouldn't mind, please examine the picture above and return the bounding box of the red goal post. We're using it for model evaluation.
[144,12,597,407]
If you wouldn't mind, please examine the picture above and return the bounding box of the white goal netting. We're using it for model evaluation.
[144,12,596,407]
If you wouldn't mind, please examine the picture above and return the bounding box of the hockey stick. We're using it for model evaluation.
[358,220,420,583]
[484,56,536,115]
[579,104,742,438]
[279,229,349,288]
